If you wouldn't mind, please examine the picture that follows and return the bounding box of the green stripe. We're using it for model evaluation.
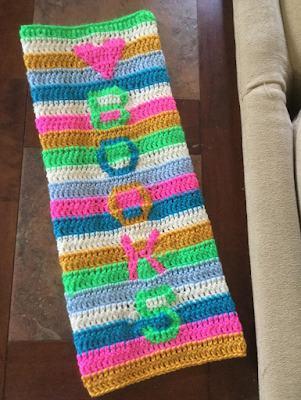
[20,11,155,40]
[43,127,185,168]
[63,240,218,295]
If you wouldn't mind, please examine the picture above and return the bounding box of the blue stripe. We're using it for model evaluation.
[30,66,169,103]
[73,293,235,353]
[48,157,194,200]
[65,260,224,312]
[52,189,203,238]
[27,51,166,87]
[122,205,143,219]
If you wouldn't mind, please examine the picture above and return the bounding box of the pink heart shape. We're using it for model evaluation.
[73,38,126,80]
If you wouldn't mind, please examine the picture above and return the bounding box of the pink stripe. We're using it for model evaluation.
[38,111,180,141]
[36,114,92,134]
[51,195,109,219]
[50,173,199,219]
[126,96,177,125]
[77,313,242,376]
[36,96,177,134]
[100,109,121,122]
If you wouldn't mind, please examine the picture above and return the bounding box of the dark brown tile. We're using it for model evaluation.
[190,154,202,190]
[176,99,201,155]
[33,0,199,99]
[24,92,41,148]
[197,0,258,398]
[0,0,35,395]
[4,342,89,400]
[208,358,259,400]
[5,342,209,400]
[9,148,72,341]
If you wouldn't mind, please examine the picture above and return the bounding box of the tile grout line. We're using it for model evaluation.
[2,0,35,390]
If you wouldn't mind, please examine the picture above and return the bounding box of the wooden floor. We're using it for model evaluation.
[0,0,259,398]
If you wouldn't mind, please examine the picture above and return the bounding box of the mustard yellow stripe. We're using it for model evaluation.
[24,52,87,71]
[59,221,213,272]
[23,35,161,71]
[40,111,181,150]
[82,332,247,397]
[120,35,161,60]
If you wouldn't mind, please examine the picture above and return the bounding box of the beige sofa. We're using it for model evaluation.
[232,1,301,399]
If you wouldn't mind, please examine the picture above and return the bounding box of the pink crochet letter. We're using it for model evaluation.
[121,229,166,281]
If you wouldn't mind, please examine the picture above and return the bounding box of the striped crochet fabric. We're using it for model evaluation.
[20,10,246,397]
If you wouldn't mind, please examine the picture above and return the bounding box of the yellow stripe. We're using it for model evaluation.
[24,52,87,71]
[59,221,213,272]
[40,111,181,150]
[23,35,161,71]
[120,34,161,60]
[82,332,247,397]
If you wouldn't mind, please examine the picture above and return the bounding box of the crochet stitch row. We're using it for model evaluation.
[33,82,172,117]
[69,276,229,328]
[40,111,181,148]
[57,209,209,257]
[31,67,170,102]
[46,145,189,184]
[81,333,245,397]
[50,173,199,218]
[36,96,177,133]
[20,10,246,397]
[24,35,162,70]
[20,11,156,39]
[78,313,241,373]
[28,52,166,86]
[21,22,159,54]
[42,127,185,167]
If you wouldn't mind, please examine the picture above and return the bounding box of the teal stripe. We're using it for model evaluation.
[74,294,235,353]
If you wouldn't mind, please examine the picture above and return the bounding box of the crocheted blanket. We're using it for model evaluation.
[20,10,246,397]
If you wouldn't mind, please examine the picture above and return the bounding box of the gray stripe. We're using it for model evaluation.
[48,156,193,200]
[27,51,165,86]
[65,260,223,313]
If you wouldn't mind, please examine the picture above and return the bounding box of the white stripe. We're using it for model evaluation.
[97,94,122,106]
[46,143,189,183]
[33,83,172,118]
[21,22,158,54]
[56,206,208,255]
[69,277,229,332]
